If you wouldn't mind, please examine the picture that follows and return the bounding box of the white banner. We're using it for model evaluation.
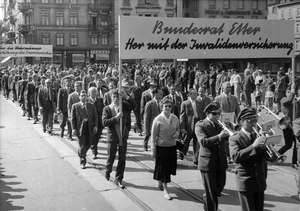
[119,16,295,59]
[0,44,53,57]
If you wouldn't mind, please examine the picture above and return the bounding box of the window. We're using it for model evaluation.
[296,40,300,50]
[289,8,292,18]
[123,0,130,5]
[252,0,258,9]
[296,22,300,33]
[297,8,300,16]
[56,0,63,3]
[91,35,98,46]
[70,13,78,26]
[56,12,64,26]
[100,21,108,26]
[167,0,173,6]
[237,0,244,9]
[70,0,77,3]
[70,34,78,46]
[209,0,216,9]
[123,13,130,16]
[281,9,285,19]
[101,34,108,46]
[223,0,230,9]
[42,0,48,3]
[41,12,50,26]
[42,33,50,44]
[56,34,64,46]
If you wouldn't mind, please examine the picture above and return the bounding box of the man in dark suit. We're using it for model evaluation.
[67,81,82,140]
[180,88,200,164]
[87,86,104,159]
[275,71,287,114]
[18,71,29,116]
[131,75,145,135]
[196,86,212,121]
[229,107,268,211]
[209,64,217,99]
[243,69,255,107]
[37,79,57,134]
[102,89,134,188]
[163,84,182,119]
[140,80,158,121]
[26,73,39,123]
[57,76,73,138]
[195,102,229,211]
[1,69,10,99]
[143,89,162,151]
[71,90,98,169]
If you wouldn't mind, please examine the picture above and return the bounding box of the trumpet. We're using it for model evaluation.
[218,120,234,136]
[252,124,283,162]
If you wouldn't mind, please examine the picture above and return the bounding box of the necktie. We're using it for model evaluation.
[227,96,231,107]
[157,101,160,112]
[48,88,51,101]
[213,122,218,130]
[83,103,88,118]
[172,95,176,105]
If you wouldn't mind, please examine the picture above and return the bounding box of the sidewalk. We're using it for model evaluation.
[1,95,300,211]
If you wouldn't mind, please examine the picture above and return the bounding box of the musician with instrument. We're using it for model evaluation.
[195,102,229,211]
[229,107,268,211]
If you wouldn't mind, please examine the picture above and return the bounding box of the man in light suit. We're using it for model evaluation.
[215,82,241,163]
[197,86,212,121]
[140,80,158,121]
[37,79,57,134]
[229,107,268,211]
[180,88,200,164]
[71,90,98,169]
[102,89,134,188]
[87,86,104,159]
[143,89,162,151]
[67,81,81,140]
[57,76,73,138]
[195,102,229,211]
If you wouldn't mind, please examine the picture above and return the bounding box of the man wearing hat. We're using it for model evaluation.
[140,79,158,121]
[195,101,229,211]
[229,107,267,211]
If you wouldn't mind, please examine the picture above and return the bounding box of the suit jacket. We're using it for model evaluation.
[18,79,28,101]
[103,91,112,107]
[196,96,212,120]
[37,86,56,111]
[87,97,104,126]
[243,75,255,93]
[215,93,240,119]
[26,81,37,104]
[67,91,80,117]
[144,99,161,136]
[229,130,267,192]
[163,94,182,118]
[195,118,228,171]
[97,86,109,99]
[275,76,287,101]
[131,84,144,112]
[57,87,73,113]
[71,101,98,141]
[140,89,152,118]
[180,99,200,133]
[102,102,131,143]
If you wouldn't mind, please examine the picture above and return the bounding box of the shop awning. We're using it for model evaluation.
[0,57,11,64]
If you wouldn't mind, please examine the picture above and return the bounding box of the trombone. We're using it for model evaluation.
[259,105,291,129]
[252,123,283,162]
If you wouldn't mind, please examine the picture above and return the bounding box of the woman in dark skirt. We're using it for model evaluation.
[151,98,180,200]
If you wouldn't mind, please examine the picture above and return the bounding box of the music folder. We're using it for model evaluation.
[264,135,283,145]
[220,112,235,123]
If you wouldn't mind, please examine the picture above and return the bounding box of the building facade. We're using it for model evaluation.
[268,0,300,72]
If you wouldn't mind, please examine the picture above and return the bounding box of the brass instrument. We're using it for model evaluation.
[252,124,283,162]
[217,120,234,136]
[259,105,291,129]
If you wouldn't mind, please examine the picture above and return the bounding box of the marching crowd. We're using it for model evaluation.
[0,62,299,211]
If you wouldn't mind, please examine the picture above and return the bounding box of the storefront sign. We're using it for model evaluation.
[0,44,53,57]
[72,54,85,63]
[91,50,110,60]
[205,10,262,16]
[119,16,294,59]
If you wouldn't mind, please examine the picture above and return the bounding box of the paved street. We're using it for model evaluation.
[1,95,299,211]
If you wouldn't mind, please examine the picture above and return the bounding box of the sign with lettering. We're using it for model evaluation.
[119,16,294,59]
[0,44,53,57]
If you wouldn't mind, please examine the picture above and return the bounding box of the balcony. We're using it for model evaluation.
[18,2,33,14]
[18,24,33,35]
[88,24,100,31]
